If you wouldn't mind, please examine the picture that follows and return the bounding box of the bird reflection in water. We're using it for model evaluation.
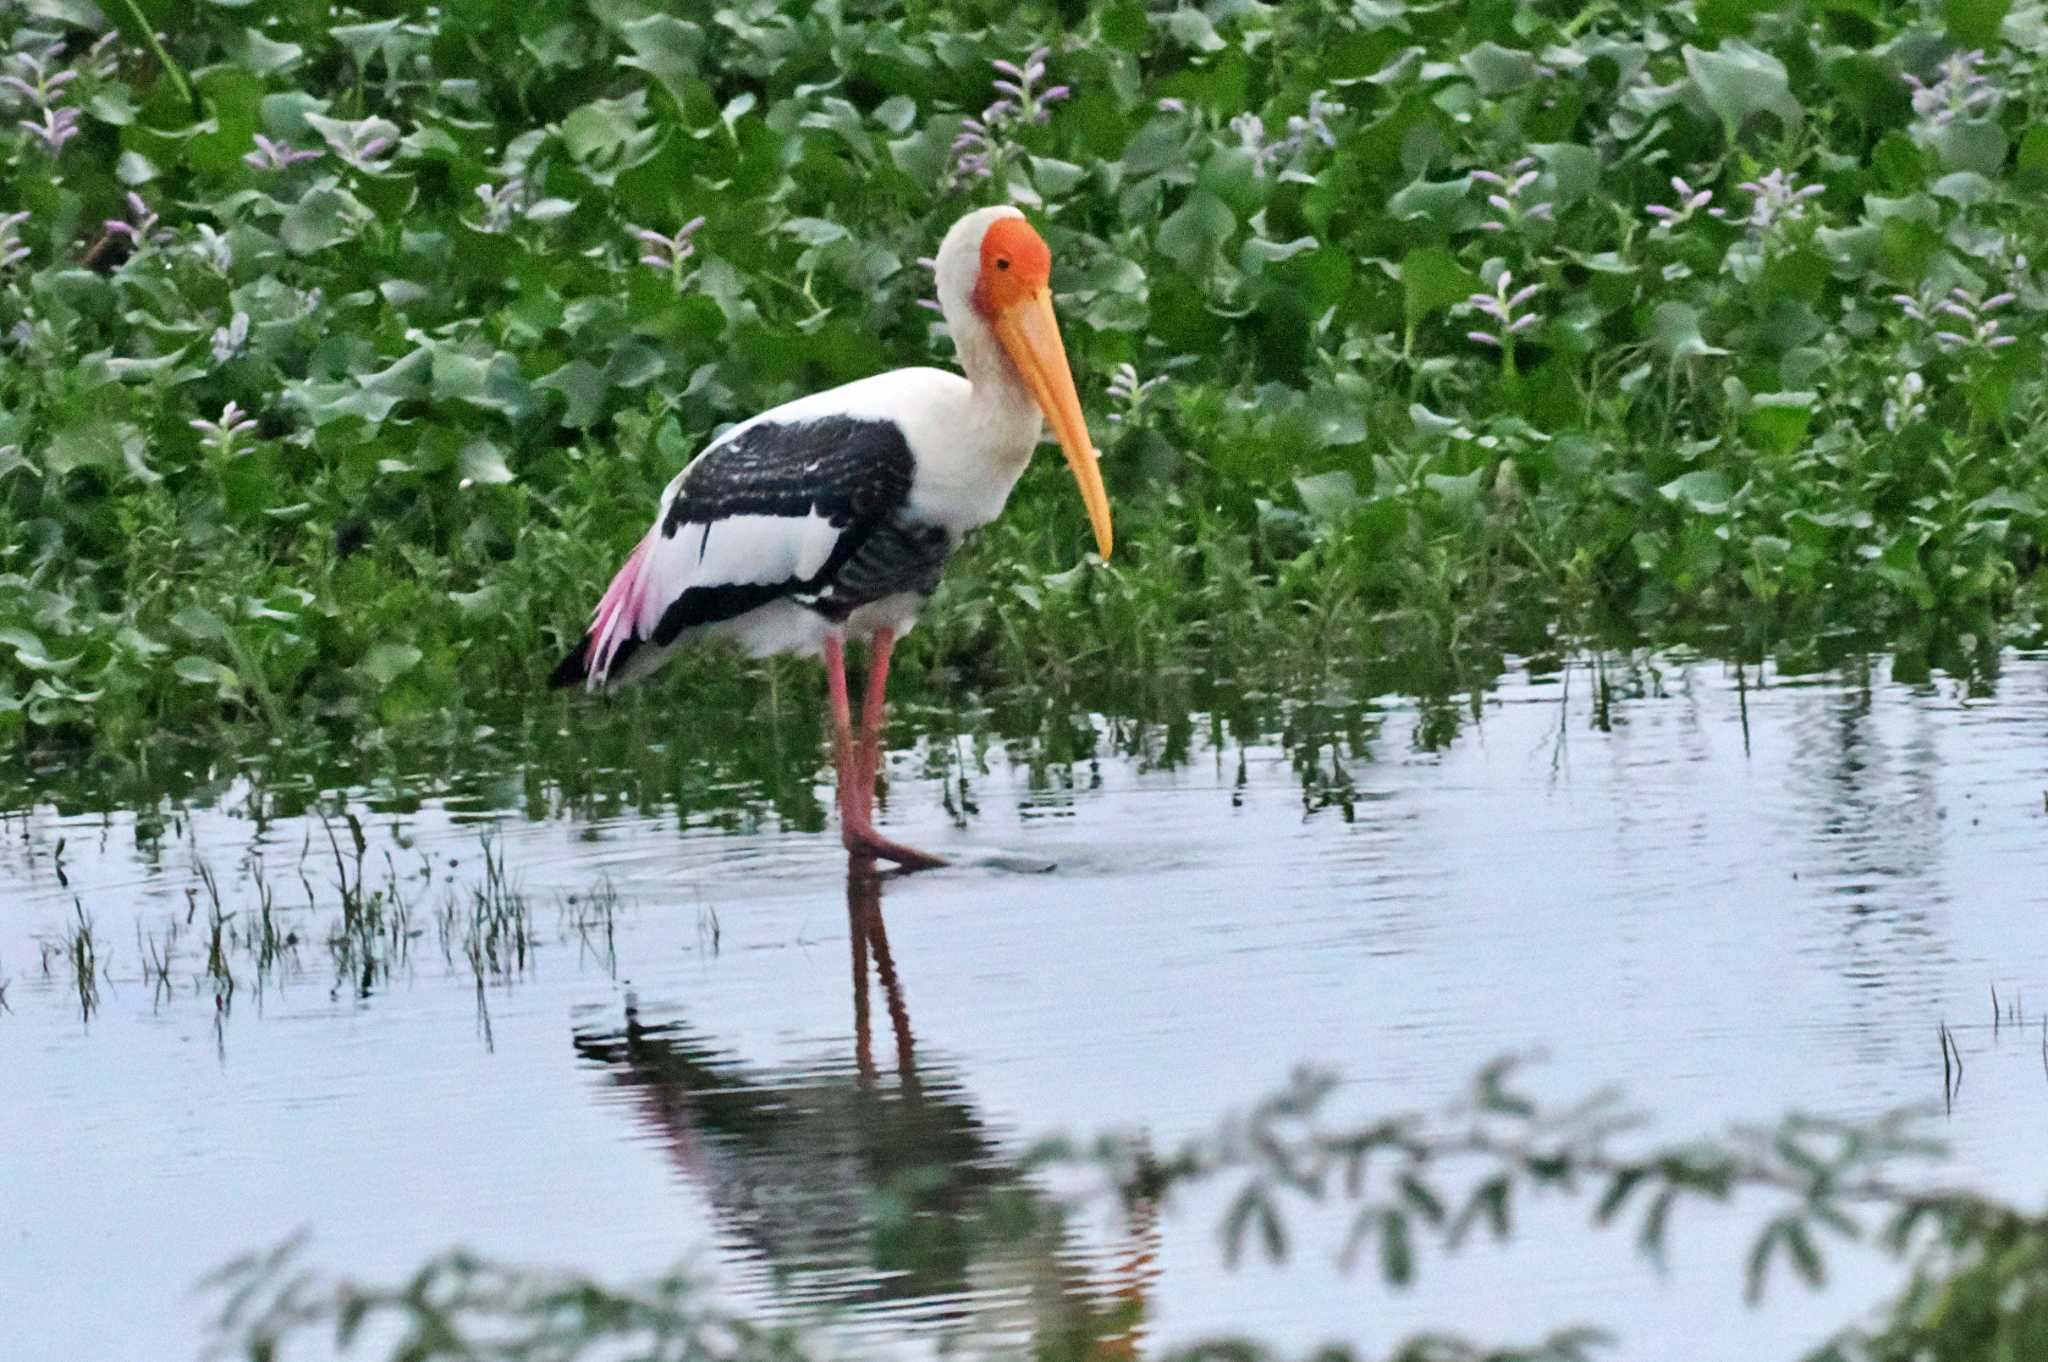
[573,861,1157,1359]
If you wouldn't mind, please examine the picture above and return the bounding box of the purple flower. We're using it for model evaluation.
[629,217,707,289]
[471,179,525,234]
[242,133,322,172]
[1470,156,1552,233]
[191,223,233,273]
[18,105,81,158]
[1882,371,1927,433]
[0,211,28,270]
[945,45,1073,189]
[191,400,259,453]
[0,48,77,110]
[1900,285,2018,352]
[102,191,163,249]
[210,312,250,364]
[1230,90,1345,178]
[1464,270,1543,349]
[1904,49,1997,129]
[1287,91,1345,149]
[914,255,941,313]
[312,116,398,171]
[1105,362,1166,423]
[1644,175,1715,232]
[1710,168,1824,235]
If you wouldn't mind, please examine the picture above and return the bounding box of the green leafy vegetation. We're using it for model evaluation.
[4,0,2048,779]
[203,1060,2048,1362]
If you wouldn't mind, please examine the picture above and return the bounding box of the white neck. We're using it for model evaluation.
[939,298,1042,453]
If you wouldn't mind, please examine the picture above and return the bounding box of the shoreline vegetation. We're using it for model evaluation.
[1,0,2046,786]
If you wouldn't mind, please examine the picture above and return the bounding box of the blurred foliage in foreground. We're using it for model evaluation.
[3,0,2048,770]
[206,1061,2048,1362]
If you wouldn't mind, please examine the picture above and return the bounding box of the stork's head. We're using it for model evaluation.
[934,206,1112,559]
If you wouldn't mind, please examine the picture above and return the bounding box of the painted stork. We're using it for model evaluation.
[551,206,1112,869]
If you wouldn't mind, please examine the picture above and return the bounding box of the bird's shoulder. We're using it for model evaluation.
[659,369,965,531]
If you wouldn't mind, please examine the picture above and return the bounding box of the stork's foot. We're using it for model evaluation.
[842,820,949,871]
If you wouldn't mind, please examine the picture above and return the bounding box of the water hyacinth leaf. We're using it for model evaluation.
[1942,0,2012,46]
[1156,189,1235,266]
[874,95,916,135]
[1029,156,1089,199]
[1164,8,1227,52]
[1384,177,1467,229]
[2020,127,2048,182]
[1531,143,1599,204]
[1426,468,1486,511]
[1660,469,1735,514]
[1682,40,1802,136]
[617,14,705,112]
[170,605,231,642]
[1460,42,1538,95]
[358,642,423,686]
[1969,488,2045,518]
[0,630,79,674]
[1400,246,1480,326]
[1649,303,1729,361]
[1930,172,1995,206]
[231,27,305,75]
[1294,470,1362,522]
[1928,119,2007,176]
[280,186,368,254]
[537,361,611,428]
[458,439,514,485]
[45,420,153,481]
[173,655,238,691]
[1742,392,1817,455]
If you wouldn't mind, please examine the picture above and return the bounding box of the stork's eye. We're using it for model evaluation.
[996,258,1010,270]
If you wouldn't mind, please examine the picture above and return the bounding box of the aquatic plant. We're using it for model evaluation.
[0,0,2042,780]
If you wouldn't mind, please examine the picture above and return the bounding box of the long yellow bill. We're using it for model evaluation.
[993,290,1114,560]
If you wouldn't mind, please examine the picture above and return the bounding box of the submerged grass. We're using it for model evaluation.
[11,819,600,1021]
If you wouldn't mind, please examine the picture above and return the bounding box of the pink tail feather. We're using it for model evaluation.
[552,531,655,691]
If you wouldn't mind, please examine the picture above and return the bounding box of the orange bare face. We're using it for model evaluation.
[973,217,1112,560]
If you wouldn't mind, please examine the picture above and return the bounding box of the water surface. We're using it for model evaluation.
[7,652,2048,1361]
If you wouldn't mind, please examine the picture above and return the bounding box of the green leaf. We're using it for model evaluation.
[1683,40,1802,136]
[1155,190,1235,267]
[1928,119,2008,175]
[1460,42,1538,95]
[458,439,514,486]
[358,642,422,685]
[231,27,304,75]
[616,14,704,111]
[1164,8,1226,51]
[1943,0,2012,47]
[1294,471,1361,521]
[1399,246,1479,327]
[1649,303,1729,361]
[1660,469,1735,513]
[45,420,153,482]
[2020,126,2048,182]
[536,361,610,429]
[1743,391,1817,455]
[0,629,79,674]
[280,186,368,254]
[1385,176,1467,227]
[170,605,231,642]
[174,655,238,689]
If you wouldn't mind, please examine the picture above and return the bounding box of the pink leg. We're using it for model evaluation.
[825,634,946,870]
[855,628,897,820]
